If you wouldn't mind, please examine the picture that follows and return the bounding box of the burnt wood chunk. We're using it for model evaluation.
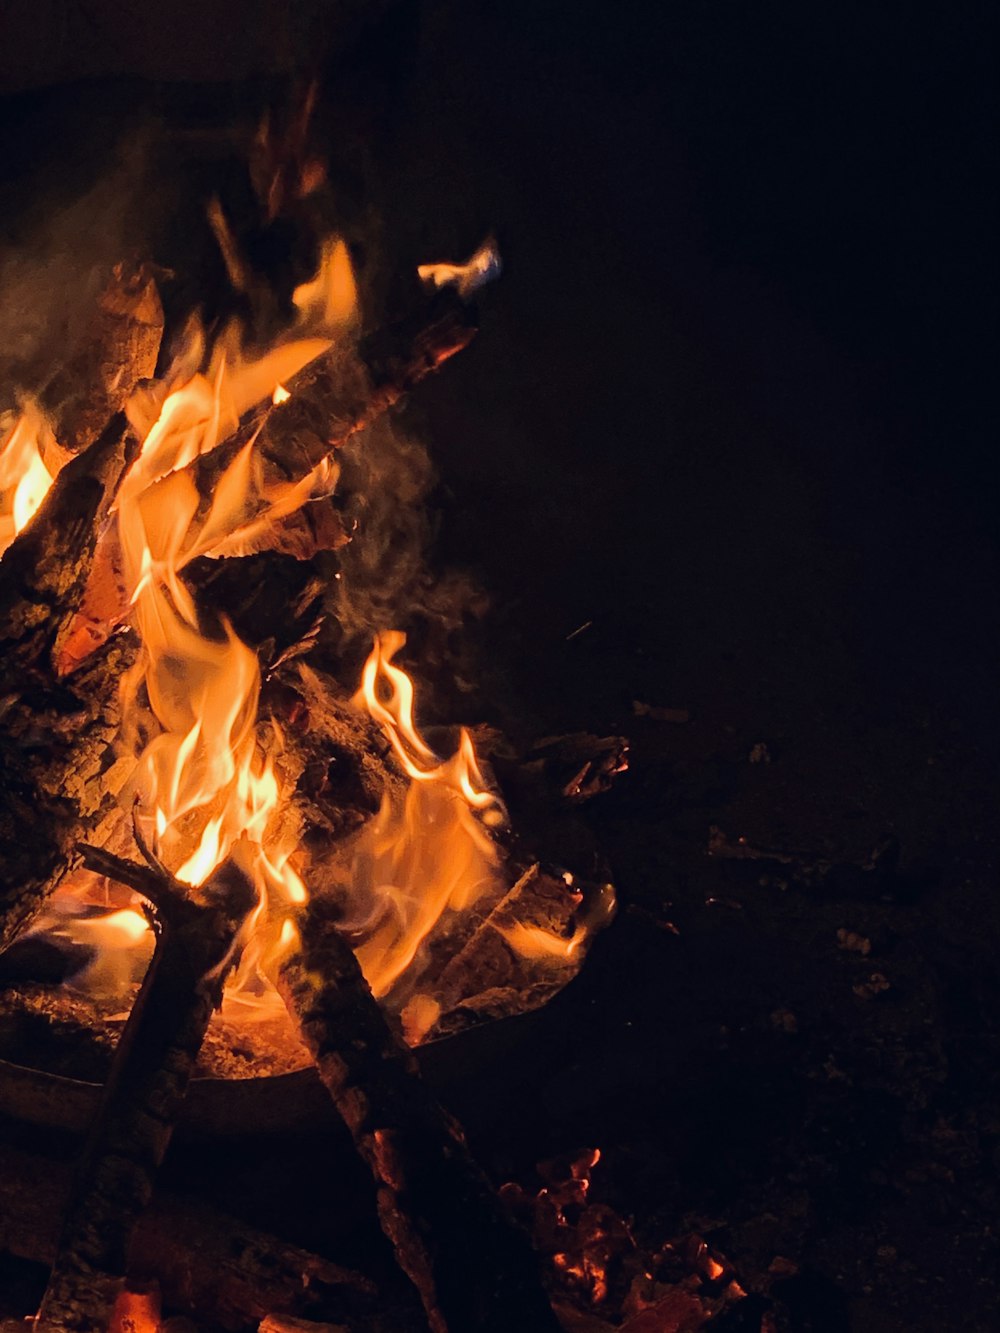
[188,287,476,526]
[278,897,561,1333]
[40,263,163,455]
[0,1144,374,1331]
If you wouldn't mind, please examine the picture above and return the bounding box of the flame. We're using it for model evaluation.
[113,237,356,1001]
[345,632,505,999]
[109,1285,161,1333]
[0,405,60,555]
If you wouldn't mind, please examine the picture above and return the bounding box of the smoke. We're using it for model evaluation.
[330,414,487,689]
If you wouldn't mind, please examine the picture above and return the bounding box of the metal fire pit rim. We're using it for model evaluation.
[0,1002,545,1141]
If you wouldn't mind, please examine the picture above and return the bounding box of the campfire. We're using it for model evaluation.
[0,124,627,1333]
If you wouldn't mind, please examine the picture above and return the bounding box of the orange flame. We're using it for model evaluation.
[0,405,60,555]
[346,631,505,999]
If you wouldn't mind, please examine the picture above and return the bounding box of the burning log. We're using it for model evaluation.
[0,1144,374,1331]
[278,896,562,1333]
[39,263,164,455]
[194,286,475,499]
[35,847,255,1333]
[0,283,473,955]
[0,414,137,956]
[58,289,476,674]
[0,632,135,955]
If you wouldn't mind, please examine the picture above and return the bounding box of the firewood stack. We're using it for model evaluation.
[0,252,608,1333]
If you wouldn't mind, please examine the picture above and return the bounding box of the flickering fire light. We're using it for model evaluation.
[0,223,608,1050]
[0,404,60,554]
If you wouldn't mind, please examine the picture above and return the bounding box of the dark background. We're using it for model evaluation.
[1,3,997,1330]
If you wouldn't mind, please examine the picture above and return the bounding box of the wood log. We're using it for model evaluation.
[0,633,136,954]
[39,263,164,455]
[190,288,475,516]
[35,850,255,1333]
[56,288,476,674]
[278,896,561,1333]
[0,1144,374,1331]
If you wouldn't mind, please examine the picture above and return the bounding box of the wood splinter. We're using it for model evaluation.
[34,845,256,1333]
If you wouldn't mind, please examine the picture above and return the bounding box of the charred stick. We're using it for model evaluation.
[35,854,255,1333]
[278,897,561,1333]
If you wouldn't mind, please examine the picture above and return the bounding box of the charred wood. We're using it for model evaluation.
[39,264,163,455]
[426,865,587,1038]
[278,896,561,1333]
[34,851,254,1333]
[187,287,476,524]
[0,634,135,954]
[0,413,133,679]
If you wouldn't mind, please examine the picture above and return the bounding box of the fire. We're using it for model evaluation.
[111,236,358,999]
[6,214,610,1051]
[345,631,505,999]
[0,404,60,555]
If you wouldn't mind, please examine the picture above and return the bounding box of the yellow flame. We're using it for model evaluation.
[417,237,502,298]
[0,406,59,555]
[495,920,586,960]
[346,632,505,998]
[114,236,358,999]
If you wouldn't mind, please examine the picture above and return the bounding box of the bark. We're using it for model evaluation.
[0,633,135,954]
[35,852,255,1333]
[0,1144,374,1331]
[189,288,474,523]
[39,263,163,455]
[0,410,137,956]
[278,896,561,1333]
